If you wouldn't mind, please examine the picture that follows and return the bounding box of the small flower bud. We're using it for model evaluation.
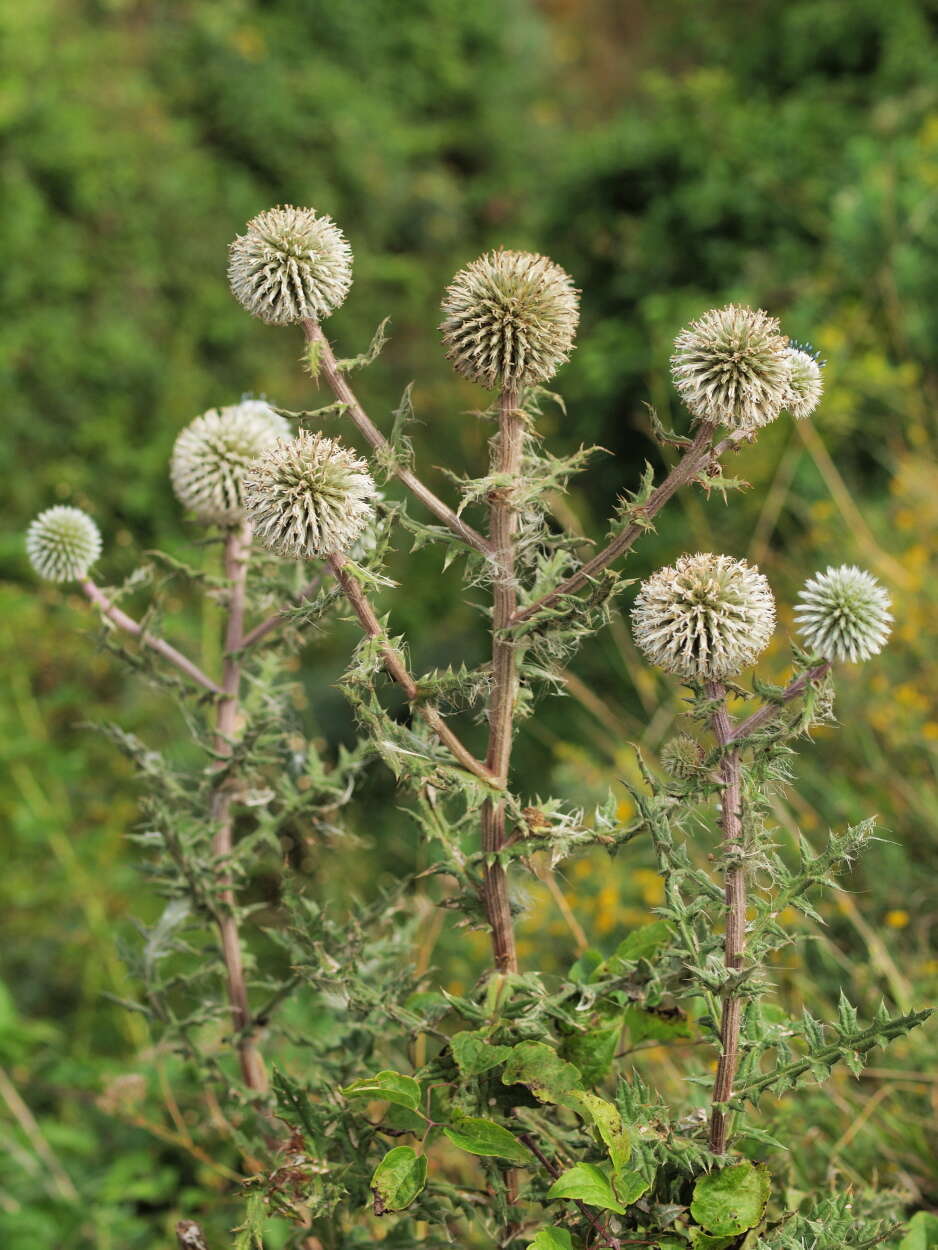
[27,506,102,583]
[661,734,706,780]
[783,345,824,419]
[228,205,353,325]
[440,249,579,391]
[795,565,892,662]
[244,430,376,558]
[631,553,776,680]
[671,305,790,431]
[171,400,291,525]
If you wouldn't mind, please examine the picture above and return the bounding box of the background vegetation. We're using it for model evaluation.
[1,0,936,1244]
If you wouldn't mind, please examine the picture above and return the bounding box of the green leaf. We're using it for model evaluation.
[625,1005,691,1044]
[613,920,671,964]
[528,1230,575,1250]
[560,1025,619,1085]
[547,1163,626,1214]
[690,1162,771,1237]
[688,1234,735,1250]
[233,1191,267,1250]
[564,1090,631,1171]
[612,1167,650,1206]
[451,1029,513,1076]
[442,1116,534,1166]
[341,1069,422,1112]
[271,1066,318,1139]
[502,1041,583,1104]
[371,1146,428,1213]
[900,1212,938,1249]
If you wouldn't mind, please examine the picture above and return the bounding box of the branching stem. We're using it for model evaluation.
[480,388,525,974]
[239,572,326,651]
[302,319,491,556]
[79,579,222,695]
[729,661,832,743]
[327,551,498,787]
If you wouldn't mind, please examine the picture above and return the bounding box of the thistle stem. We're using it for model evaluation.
[480,387,525,974]
[509,421,734,628]
[302,320,492,556]
[729,661,832,743]
[327,551,498,787]
[78,579,222,696]
[707,680,744,1155]
[239,572,326,652]
[211,523,267,1093]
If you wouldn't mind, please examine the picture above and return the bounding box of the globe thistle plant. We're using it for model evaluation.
[661,733,706,780]
[228,205,353,325]
[27,506,102,583]
[440,249,579,391]
[244,430,377,559]
[171,400,292,525]
[631,552,776,680]
[783,346,824,419]
[795,565,892,662]
[671,304,790,431]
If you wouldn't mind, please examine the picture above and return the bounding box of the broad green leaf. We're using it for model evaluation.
[612,1167,650,1206]
[341,1069,421,1112]
[560,1025,619,1085]
[529,1230,575,1250]
[564,1090,631,1171]
[502,1041,582,1104]
[371,1146,428,1213]
[655,1239,688,1249]
[612,921,671,964]
[442,1115,533,1166]
[624,1005,691,1044]
[900,1212,938,1250]
[547,1163,626,1214]
[690,1162,771,1237]
[451,1029,512,1076]
[688,1234,735,1250]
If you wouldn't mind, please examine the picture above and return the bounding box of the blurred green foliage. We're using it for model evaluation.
[1,0,937,1244]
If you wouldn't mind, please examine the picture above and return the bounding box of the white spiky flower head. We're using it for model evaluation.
[171,400,292,525]
[632,552,776,680]
[27,506,102,583]
[661,734,706,781]
[671,305,790,431]
[795,565,892,662]
[440,249,579,391]
[228,205,353,325]
[244,430,377,558]
[783,345,824,419]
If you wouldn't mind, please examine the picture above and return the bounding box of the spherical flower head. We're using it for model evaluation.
[631,552,776,680]
[228,205,353,326]
[671,305,790,431]
[661,734,706,781]
[244,430,377,558]
[171,400,292,525]
[27,506,102,583]
[440,249,579,391]
[794,565,892,663]
[783,346,824,420]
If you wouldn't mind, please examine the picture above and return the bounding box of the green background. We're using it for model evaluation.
[2,0,937,1244]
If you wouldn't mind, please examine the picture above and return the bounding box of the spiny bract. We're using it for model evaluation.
[783,346,824,420]
[228,205,353,326]
[795,565,892,663]
[244,430,377,558]
[671,305,790,431]
[440,249,579,391]
[631,552,776,680]
[661,733,706,780]
[171,401,292,525]
[27,506,102,583]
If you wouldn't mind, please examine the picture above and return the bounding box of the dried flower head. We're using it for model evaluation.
[244,430,376,558]
[661,734,706,780]
[171,400,291,525]
[228,205,353,325]
[632,552,776,680]
[795,565,892,662]
[671,305,790,430]
[783,346,824,419]
[440,249,579,390]
[27,506,102,583]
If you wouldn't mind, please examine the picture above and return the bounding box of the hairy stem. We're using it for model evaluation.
[510,421,730,628]
[327,551,497,786]
[730,661,833,743]
[211,523,267,1093]
[79,579,222,695]
[707,680,744,1155]
[302,320,491,555]
[239,572,326,652]
[480,388,525,974]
